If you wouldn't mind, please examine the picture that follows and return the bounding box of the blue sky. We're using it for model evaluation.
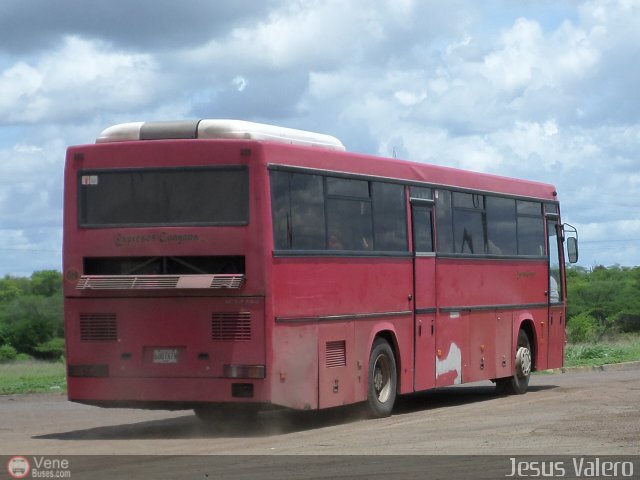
[1,0,639,275]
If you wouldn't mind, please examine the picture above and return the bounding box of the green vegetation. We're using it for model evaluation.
[564,265,640,367]
[0,270,64,360]
[0,271,66,394]
[567,265,640,339]
[565,334,640,367]
[0,359,66,394]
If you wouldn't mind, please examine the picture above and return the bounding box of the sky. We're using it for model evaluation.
[1,0,639,276]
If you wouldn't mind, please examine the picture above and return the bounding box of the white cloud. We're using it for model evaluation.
[189,1,375,71]
[0,36,156,124]
[482,18,544,91]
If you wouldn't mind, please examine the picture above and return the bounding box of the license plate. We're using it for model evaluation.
[153,348,179,364]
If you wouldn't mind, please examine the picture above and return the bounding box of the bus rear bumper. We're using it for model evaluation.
[67,376,270,410]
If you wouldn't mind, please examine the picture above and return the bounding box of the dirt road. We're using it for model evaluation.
[1,366,638,478]
[2,365,639,455]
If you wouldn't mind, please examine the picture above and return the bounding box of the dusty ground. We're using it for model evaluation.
[1,366,638,478]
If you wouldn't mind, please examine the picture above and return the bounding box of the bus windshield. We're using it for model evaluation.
[78,166,249,227]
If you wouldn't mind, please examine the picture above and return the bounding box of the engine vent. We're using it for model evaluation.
[326,340,346,368]
[211,312,252,341]
[80,313,117,341]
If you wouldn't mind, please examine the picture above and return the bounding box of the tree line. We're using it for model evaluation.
[566,265,640,342]
[0,270,64,361]
[0,266,638,361]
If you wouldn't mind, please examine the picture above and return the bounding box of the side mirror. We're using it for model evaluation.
[567,237,578,264]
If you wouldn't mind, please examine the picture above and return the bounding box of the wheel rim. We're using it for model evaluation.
[515,345,532,378]
[373,352,392,403]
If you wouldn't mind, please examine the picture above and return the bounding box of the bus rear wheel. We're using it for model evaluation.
[496,329,532,395]
[366,337,397,418]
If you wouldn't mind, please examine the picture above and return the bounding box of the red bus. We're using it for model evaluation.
[63,119,578,419]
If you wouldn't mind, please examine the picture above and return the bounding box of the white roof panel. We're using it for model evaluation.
[96,119,345,151]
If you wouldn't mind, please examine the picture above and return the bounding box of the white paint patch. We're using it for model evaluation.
[436,342,462,384]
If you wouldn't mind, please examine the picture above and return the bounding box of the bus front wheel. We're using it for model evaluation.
[366,337,397,418]
[496,329,532,395]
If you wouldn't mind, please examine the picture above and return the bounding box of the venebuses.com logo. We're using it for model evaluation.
[6,456,71,478]
[7,456,30,479]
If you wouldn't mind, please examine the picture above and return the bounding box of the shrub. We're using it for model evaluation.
[567,312,603,343]
[34,338,66,360]
[0,344,17,362]
[616,314,640,333]
[0,294,63,355]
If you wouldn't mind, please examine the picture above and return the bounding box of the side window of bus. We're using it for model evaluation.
[437,190,545,258]
[372,182,408,251]
[547,220,563,302]
[270,171,326,250]
[435,190,454,253]
[270,171,291,249]
[413,206,434,252]
[324,179,408,252]
[516,201,545,256]
[270,172,408,253]
[486,196,517,255]
[453,192,485,254]
[326,177,373,251]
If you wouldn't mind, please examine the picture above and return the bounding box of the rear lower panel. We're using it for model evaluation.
[65,296,268,406]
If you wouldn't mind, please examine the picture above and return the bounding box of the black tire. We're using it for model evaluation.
[496,329,532,395]
[366,338,397,418]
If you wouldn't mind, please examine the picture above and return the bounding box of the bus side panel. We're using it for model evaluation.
[464,311,497,383]
[436,258,548,309]
[547,304,565,369]
[535,307,550,371]
[271,257,413,319]
[318,322,355,409]
[271,257,414,405]
[495,312,514,377]
[435,311,466,387]
[270,323,319,410]
[437,258,549,378]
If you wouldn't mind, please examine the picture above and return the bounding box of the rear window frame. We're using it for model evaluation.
[77,165,249,228]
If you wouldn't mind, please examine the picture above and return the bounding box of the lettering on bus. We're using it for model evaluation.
[517,271,537,279]
[114,232,201,247]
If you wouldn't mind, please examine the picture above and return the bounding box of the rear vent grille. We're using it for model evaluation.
[211,312,252,341]
[80,313,117,341]
[76,274,245,290]
[326,340,346,368]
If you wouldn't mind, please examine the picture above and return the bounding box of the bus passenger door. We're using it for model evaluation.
[547,220,565,369]
[411,201,437,391]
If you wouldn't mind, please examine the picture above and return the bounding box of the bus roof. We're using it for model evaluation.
[96,119,346,151]
[89,119,556,201]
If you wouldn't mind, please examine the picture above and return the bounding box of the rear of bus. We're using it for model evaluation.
[62,120,343,415]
